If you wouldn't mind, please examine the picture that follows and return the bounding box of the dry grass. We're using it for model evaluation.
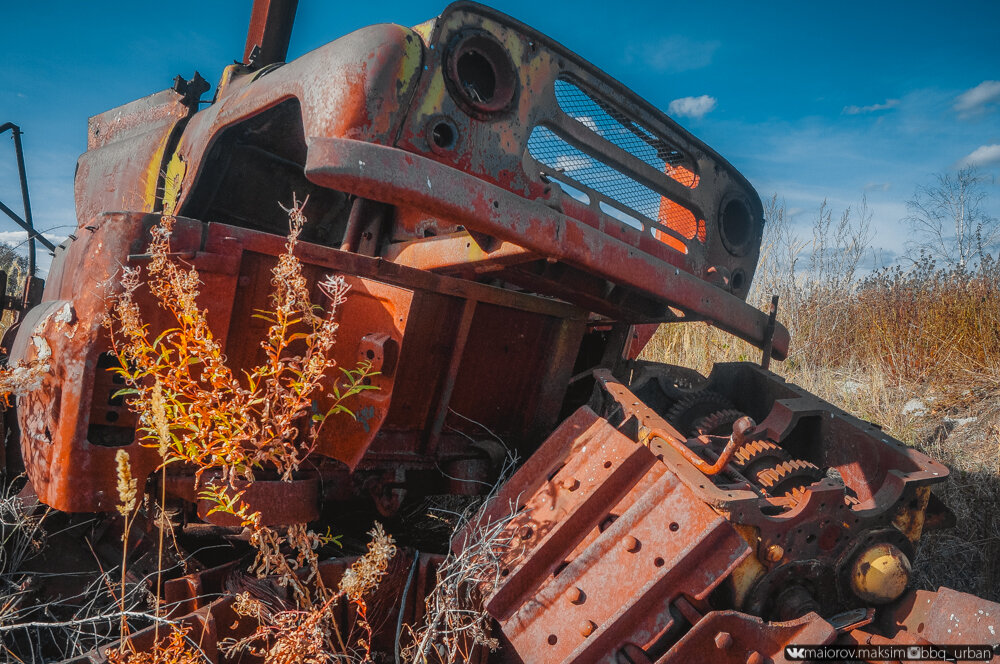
[642,196,1000,600]
[402,453,518,664]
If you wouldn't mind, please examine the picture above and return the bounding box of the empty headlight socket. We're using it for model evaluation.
[443,30,519,120]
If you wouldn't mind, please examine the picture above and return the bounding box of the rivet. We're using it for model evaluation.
[567,586,585,604]
[765,544,785,563]
[580,620,596,637]
[623,535,640,552]
[518,525,533,540]
[746,651,763,664]
[714,631,733,649]
[562,477,580,491]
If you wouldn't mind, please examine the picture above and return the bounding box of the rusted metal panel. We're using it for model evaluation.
[9,214,163,512]
[398,3,765,287]
[76,90,191,229]
[168,23,426,221]
[480,407,750,664]
[882,588,1000,647]
[304,137,790,358]
[12,210,588,516]
[658,611,837,663]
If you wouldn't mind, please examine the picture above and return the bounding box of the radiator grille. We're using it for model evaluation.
[527,125,701,250]
[554,78,699,189]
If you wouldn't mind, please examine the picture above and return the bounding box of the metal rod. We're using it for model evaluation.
[642,416,755,476]
[761,294,779,370]
[0,199,56,252]
[1,123,51,274]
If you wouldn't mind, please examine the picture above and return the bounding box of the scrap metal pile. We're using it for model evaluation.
[3,1,999,661]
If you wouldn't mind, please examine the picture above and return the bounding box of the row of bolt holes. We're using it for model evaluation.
[541,510,681,646]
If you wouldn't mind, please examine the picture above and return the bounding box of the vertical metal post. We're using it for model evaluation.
[760,294,779,370]
[243,0,299,69]
[0,123,40,276]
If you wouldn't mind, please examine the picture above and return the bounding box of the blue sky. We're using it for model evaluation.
[2,0,998,274]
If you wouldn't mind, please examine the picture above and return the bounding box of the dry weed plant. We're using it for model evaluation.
[101,199,393,662]
[221,523,396,664]
[0,483,171,661]
[106,625,206,664]
[105,202,376,497]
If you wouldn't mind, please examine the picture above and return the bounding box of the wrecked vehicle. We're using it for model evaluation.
[3,1,999,661]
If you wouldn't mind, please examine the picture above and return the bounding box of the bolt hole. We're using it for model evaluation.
[501,568,509,577]
[731,269,746,291]
[669,522,679,532]
[603,460,612,469]
[365,349,375,360]
[805,533,816,544]
[105,411,119,423]
[431,121,456,149]
[654,557,665,567]
[547,634,558,645]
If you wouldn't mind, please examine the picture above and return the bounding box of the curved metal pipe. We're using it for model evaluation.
[643,416,755,476]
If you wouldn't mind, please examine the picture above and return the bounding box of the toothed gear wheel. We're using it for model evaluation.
[664,391,736,436]
[755,459,824,497]
[691,409,746,437]
[783,486,809,506]
[731,440,792,477]
[647,365,710,399]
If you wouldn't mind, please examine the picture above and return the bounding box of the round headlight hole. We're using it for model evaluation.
[457,50,496,103]
[431,121,456,149]
[720,198,754,255]
[445,31,518,118]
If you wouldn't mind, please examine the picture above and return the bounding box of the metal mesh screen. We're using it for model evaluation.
[554,78,698,188]
[527,125,700,246]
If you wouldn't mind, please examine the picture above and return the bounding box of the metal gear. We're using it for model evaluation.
[664,391,736,436]
[691,408,746,437]
[755,459,824,497]
[730,439,791,477]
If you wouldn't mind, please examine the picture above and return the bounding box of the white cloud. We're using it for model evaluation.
[0,230,67,247]
[954,81,1000,116]
[958,144,1000,168]
[668,95,717,119]
[577,115,599,134]
[864,182,892,192]
[843,99,899,115]
[624,36,719,74]
[554,154,592,173]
